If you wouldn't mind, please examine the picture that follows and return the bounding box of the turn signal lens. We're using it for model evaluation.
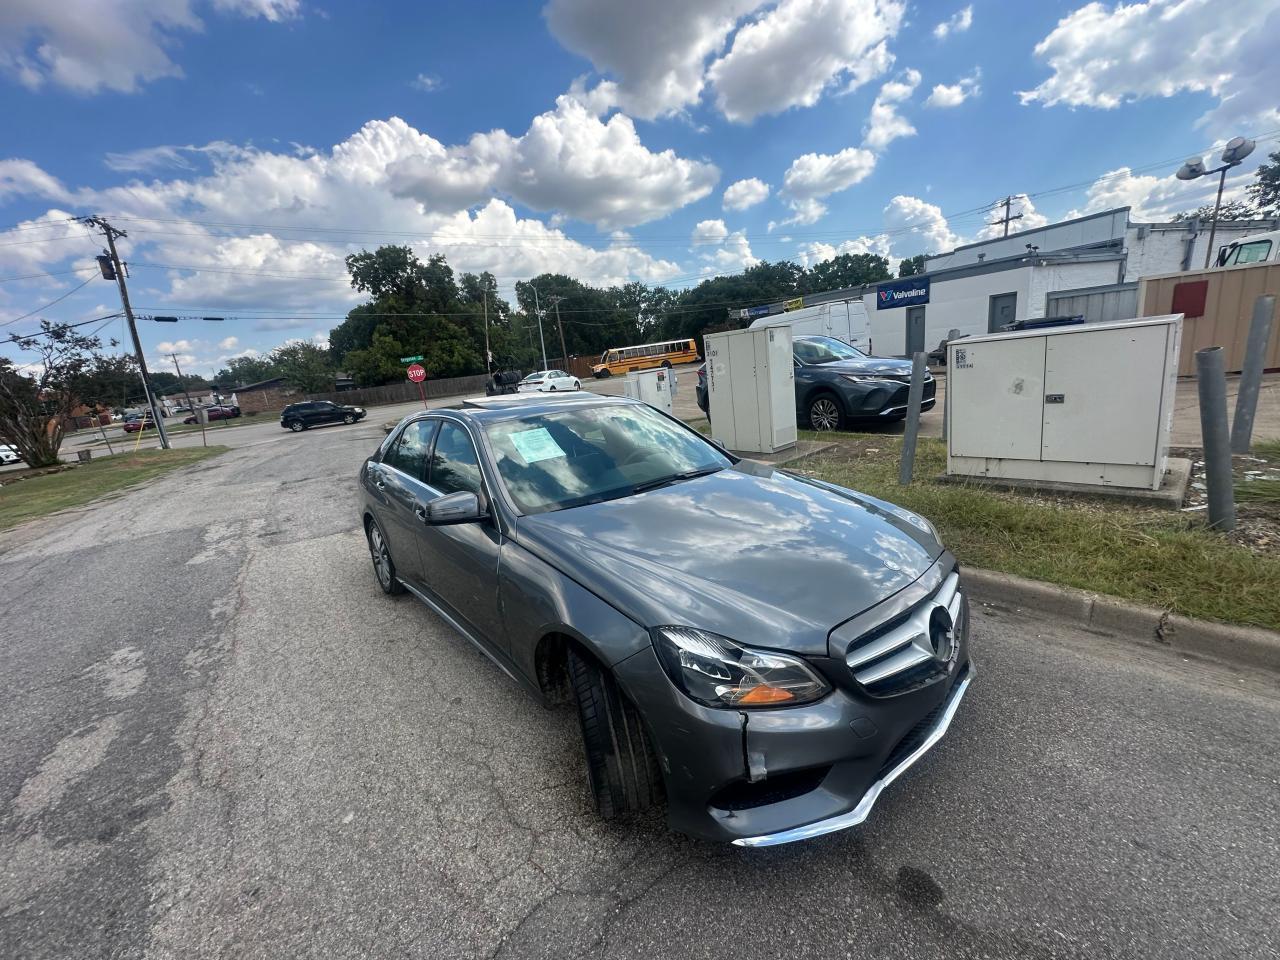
[652,626,830,709]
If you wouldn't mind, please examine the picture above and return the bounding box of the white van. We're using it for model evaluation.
[749,298,871,352]
[1216,230,1280,267]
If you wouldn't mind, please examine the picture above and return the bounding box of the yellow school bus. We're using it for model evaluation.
[591,338,699,378]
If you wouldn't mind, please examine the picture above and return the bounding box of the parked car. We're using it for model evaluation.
[516,370,581,393]
[183,404,241,425]
[121,414,157,433]
[359,394,971,845]
[695,335,936,431]
[280,400,366,432]
[0,444,22,465]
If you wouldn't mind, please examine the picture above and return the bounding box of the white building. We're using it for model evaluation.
[735,206,1279,357]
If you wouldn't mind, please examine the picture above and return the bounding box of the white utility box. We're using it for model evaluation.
[704,325,797,454]
[946,315,1183,491]
[623,367,673,415]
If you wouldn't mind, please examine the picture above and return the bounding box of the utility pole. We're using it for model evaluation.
[989,195,1024,238]
[546,295,569,368]
[78,216,170,449]
[170,353,207,447]
[531,286,548,371]
[482,290,492,375]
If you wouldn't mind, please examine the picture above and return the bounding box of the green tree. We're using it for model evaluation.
[898,254,929,277]
[0,322,115,467]
[213,354,277,387]
[1173,199,1257,221]
[800,253,892,293]
[1247,149,1280,215]
[271,341,335,393]
[76,354,140,410]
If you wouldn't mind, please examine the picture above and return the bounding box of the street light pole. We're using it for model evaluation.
[531,286,548,371]
[1204,165,1230,269]
[1176,137,1256,269]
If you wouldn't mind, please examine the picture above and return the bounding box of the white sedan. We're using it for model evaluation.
[0,444,23,465]
[516,369,581,393]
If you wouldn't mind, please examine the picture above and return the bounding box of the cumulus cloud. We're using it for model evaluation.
[925,69,981,108]
[932,5,973,39]
[1020,0,1280,131]
[883,195,959,254]
[723,177,770,210]
[0,0,296,94]
[796,234,892,267]
[863,69,920,151]
[1064,164,1257,222]
[218,336,239,351]
[707,0,905,122]
[691,219,730,244]
[776,147,877,226]
[386,92,719,229]
[697,230,759,276]
[544,0,763,118]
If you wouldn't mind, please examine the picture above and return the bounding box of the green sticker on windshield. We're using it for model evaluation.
[510,427,565,463]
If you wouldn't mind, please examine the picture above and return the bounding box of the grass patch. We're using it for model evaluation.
[0,447,227,530]
[791,434,1280,630]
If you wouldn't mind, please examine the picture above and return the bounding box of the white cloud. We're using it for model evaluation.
[1065,164,1256,222]
[386,92,719,229]
[1020,0,1280,131]
[932,5,973,39]
[155,339,196,354]
[796,234,892,267]
[863,69,920,151]
[925,69,981,108]
[778,147,877,225]
[544,0,763,119]
[0,0,296,94]
[972,194,1050,240]
[883,195,958,254]
[218,336,239,351]
[723,177,770,211]
[691,219,730,244]
[410,73,443,92]
[707,0,905,122]
[698,230,758,276]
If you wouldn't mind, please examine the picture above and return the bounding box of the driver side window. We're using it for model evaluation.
[384,419,437,480]
[429,421,484,495]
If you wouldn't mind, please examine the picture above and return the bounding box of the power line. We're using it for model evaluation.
[0,313,123,348]
[0,266,99,284]
[1,275,96,327]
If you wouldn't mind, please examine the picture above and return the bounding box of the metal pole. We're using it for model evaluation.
[1195,346,1236,531]
[95,417,115,456]
[170,353,206,448]
[1231,294,1276,453]
[1203,166,1228,269]
[482,290,492,375]
[531,287,547,371]
[548,296,569,368]
[898,351,928,486]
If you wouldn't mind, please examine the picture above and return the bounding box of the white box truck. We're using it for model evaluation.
[704,325,797,455]
[749,299,871,352]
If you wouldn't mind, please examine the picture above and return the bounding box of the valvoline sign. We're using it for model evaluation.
[876,276,930,310]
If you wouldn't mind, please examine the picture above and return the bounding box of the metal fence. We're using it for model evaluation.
[1045,281,1139,324]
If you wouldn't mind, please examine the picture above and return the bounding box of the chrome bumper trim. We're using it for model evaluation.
[731,665,973,848]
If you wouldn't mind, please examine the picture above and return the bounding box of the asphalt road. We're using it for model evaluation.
[2,417,1279,959]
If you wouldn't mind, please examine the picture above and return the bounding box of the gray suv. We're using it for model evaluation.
[359,394,971,845]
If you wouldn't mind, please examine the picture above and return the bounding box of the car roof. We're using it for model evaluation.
[449,392,635,423]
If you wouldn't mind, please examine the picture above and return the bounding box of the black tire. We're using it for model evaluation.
[343,413,356,424]
[598,369,611,378]
[807,393,844,431]
[287,420,305,432]
[573,380,581,390]
[366,519,404,595]
[660,360,672,368]
[549,385,557,391]
[568,647,663,820]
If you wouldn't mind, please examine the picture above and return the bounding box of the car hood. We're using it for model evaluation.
[807,356,917,377]
[513,464,941,655]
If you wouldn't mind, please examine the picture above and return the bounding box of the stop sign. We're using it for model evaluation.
[406,363,426,383]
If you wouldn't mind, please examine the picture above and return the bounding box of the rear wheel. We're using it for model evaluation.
[661,360,672,368]
[366,519,404,595]
[568,647,663,819]
[573,380,581,390]
[549,385,557,391]
[808,394,844,431]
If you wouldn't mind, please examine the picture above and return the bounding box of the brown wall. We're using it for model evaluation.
[1139,261,1280,376]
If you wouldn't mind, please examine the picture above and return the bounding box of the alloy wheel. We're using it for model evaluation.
[810,397,840,431]
[369,525,391,588]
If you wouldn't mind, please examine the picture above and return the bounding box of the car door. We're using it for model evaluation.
[418,419,506,654]
[367,418,438,587]
[316,402,340,424]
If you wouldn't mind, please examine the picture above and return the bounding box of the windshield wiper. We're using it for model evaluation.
[631,465,724,494]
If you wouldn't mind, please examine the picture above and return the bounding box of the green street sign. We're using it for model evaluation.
[400,355,424,363]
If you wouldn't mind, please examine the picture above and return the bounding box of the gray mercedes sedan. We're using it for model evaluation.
[358,393,972,846]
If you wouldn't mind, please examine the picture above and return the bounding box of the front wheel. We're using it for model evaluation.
[807,394,844,431]
[288,420,305,432]
[343,413,356,424]
[660,360,672,369]
[366,519,404,595]
[549,385,557,391]
[597,369,611,378]
[568,647,663,820]
[573,380,581,390]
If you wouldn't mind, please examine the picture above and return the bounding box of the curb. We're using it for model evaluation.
[962,567,1280,673]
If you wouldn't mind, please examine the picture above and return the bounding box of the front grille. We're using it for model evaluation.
[709,765,832,811]
[845,573,962,697]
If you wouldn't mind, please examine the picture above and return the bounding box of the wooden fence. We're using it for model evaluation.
[235,373,492,414]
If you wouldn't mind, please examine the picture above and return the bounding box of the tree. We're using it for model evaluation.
[1173,199,1257,222]
[271,341,335,393]
[0,322,115,468]
[799,253,891,293]
[1247,149,1280,215]
[898,254,929,277]
[76,354,140,411]
[214,354,277,386]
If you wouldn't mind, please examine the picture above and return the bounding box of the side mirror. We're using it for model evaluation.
[422,490,486,525]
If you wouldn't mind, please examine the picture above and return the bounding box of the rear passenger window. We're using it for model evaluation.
[384,419,437,480]
[430,422,483,494]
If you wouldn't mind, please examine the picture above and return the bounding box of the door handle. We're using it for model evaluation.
[1045,393,1065,404]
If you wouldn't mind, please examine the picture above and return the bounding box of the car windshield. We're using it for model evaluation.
[794,337,867,364]
[522,373,545,382]
[485,403,731,514]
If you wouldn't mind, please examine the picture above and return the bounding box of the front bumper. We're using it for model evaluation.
[838,377,937,419]
[613,592,971,845]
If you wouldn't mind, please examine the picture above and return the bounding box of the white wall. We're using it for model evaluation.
[1121,223,1275,281]
[1028,260,1124,317]
[867,265,1033,355]
[926,209,1128,271]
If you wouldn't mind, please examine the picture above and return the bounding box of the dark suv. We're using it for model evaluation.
[696,335,935,431]
[280,400,366,432]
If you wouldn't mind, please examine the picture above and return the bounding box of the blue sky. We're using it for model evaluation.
[2,0,1278,377]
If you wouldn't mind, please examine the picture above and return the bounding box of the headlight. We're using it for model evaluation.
[840,374,896,384]
[652,626,830,708]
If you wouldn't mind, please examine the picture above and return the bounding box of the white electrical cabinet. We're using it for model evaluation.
[623,367,673,415]
[704,325,797,454]
[947,315,1182,490]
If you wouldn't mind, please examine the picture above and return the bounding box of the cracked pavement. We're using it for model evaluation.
[2,417,1279,959]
